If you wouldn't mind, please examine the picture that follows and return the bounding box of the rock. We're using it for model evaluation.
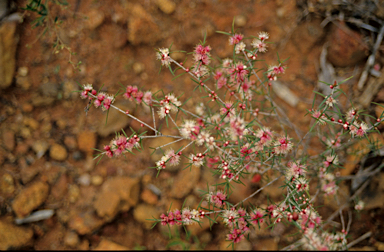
[18,66,28,77]
[128,4,161,45]
[272,81,299,107]
[39,82,59,98]
[78,173,91,186]
[49,143,68,161]
[23,117,39,130]
[64,135,77,150]
[0,220,33,250]
[133,204,159,229]
[0,21,18,89]
[94,190,120,221]
[2,129,15,151]
[94,239,129,250]
[186,216,211,236]
[220,240,233,250]
[234,15,247,27]
[327,21,368,68]
[43,165,61,185]
[50,173,68,201]
[68,209,104,235]
[32,140,49,158]
[93,177,140,221]
[21,103,33,113]
[170,166,201,198]
[132,62,144,74]
[20,158,44,184]
[86,9,105,30]
[91,175,103,186]
[77,131,97,154]
[79,239,90,250]
[68,184,80,203]
[0,173,15,196]
[374,241,384,250]
[31,95,55,107]
[64,231,80,248]
[12,181,49,218]
[254,237,278,250]
[16,76,31,90]
[84,155,95,171]
[140,188,158,205]
[156,0,176,14]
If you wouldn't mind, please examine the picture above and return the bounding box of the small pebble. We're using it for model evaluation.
[91,175,103,186]
[78,173,91,186]
[18,67,29,77]
[49,144,68,161]
[72,151,84,161]
[64,231,80,248]
[234,15,247,27]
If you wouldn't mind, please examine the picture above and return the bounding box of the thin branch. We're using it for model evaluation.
[346,231,372,249]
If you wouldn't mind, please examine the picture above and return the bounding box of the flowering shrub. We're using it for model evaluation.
[79,24,384,250]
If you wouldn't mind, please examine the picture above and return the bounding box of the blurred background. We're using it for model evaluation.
[1,0,384,250]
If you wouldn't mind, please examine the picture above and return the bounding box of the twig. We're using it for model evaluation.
[234,175,282,208]
[357,25,384,90]
[346,231,372,249]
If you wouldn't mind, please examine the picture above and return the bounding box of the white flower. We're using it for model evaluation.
[235,42,246,54]
[326,96,337,108]
[195,102,205,116]
[157,48,171,66]
[258,31,269,41]
[157,103,171,119]
[180,120,197,139]
[196,131,210,146]
[189,153,204,167]
[222,210,239,225]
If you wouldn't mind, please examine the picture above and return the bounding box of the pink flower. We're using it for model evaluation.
[256,128,273,145]
[165,149,181,166]
[229,34,244,45]
[104,145,113,158]
[94,92,107,108]
[251,39,267,52]
[250,210,264,225]
[102,94,114,111]
[81,84,94,99]
[229,62,248,84]
[143,91,152,106]
[273,136,293,155]
[217,77,227,89]
[193,44,211,65]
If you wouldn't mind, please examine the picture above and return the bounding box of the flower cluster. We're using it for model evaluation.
[157,94,181,119]
[157,48,171,66]
[123,85,144,104]
[94,92,115,111]
[160,208,200,226]
[77,25,383,250]
[103,134,140,158]
[156,149,181,170]
[80,83,96,99]
[206,190,227,207]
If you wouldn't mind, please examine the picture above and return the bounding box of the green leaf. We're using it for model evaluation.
[216,31,232,36]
